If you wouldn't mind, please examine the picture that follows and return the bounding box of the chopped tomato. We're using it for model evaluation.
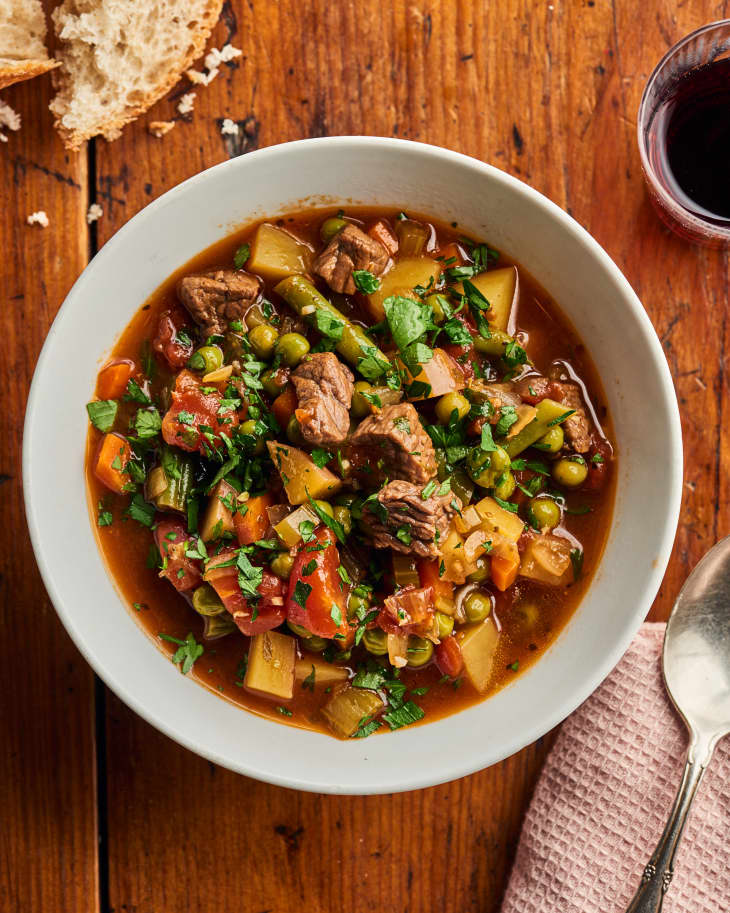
[154,518,203,592]
[442,312,476,381]
[272,385,298,429]
[285,527,351,642]
[161,369,239,454]
[205,548,286,635]
[434,636,464,678]
[97,359,135,400]
[377,585,435,638]
[153,307,193,369]
[234,492,276,545]
[582,439,612,493]
[93,433,132,494]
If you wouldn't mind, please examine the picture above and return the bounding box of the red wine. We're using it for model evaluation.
[647,58,730,225]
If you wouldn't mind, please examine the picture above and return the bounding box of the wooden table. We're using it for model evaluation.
[3,1,727,910]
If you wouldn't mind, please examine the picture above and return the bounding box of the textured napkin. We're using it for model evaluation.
[501,623,730,913]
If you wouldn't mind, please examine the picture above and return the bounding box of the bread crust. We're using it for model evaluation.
[51,0,224,150]
[0,58,59,90]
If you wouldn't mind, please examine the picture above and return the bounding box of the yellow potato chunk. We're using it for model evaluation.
[267,441,342,505]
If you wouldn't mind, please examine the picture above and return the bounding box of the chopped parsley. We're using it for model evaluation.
[302,665,316,691]
[570,548,584,579]
[133,407,162,439]
[383,700,425,731]
[314,309,345,342]
[352,269,380,294]
[124,379,151,405]
[311,448,332,468]
[125,493,155,527]
[97,501,113,527]
[233,243,250,269]
[330,603,343,627]
[86,399,118,433]
[306,492,347,544]
[158,632,203,674]
[293,580,312,608]
[495,406,518,437]
[548,409,575,427]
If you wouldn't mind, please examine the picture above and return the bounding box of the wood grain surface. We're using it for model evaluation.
[4,1,729,911]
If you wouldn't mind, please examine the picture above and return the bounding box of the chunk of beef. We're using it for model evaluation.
[553,381,592,453]
[178,270,261,338]
[313,224,389,295]
[349,403,437,486]
[362,480,461,558]
[291,352,354,446]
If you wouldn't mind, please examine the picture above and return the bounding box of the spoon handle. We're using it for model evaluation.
[624,744,712,913]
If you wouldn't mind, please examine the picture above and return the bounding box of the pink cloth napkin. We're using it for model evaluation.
[501,623,730,913]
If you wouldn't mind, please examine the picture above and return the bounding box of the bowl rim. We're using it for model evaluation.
[23,136,683,792]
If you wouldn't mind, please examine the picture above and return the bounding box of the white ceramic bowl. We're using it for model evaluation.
[24,138,682,794]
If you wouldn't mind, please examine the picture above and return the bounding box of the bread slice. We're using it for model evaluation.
[0,0,59,90]
[50,0,224,150]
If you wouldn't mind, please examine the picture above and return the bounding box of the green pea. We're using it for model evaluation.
[188,345,224,374]
[262,368,288,397]
[435,392,470,425]
[286,415,305,445]
[466,556,490,584]
[270,552,295,579]
[351,380,374,418]
[320,216,348,242]
[407,636,434,668]
[362,628,388,655]
[191,583,225,616]
[533,425,564,453]
[334,493,357,508]
[436,612,454,639]
[287,621,312,638]
[303,635,327,653]
[275,332,310,367]
[240,418,266,454]
[528,497,561,531]
[494,471,516,500]
[335,648,352,662]
[248,323,279,360]
[464,590,492,623]
[552,456,588,489]
[314,499,334,518]
[347,590,370,618]
[333,505,352,536]
[466,444,511,489]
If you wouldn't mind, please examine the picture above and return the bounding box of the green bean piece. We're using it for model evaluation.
[435,392,470,425]
[528,497,561,531]
[552,456,588,489]
[351,380,374,418]
[275,332,310,367]
[533,425,564,453]
[450,468,475,507]
[407,636,434,668]
[188,345,224,374]
[274,276,391,377]
[320,216,348,242]
[248,323,279,360]
[149,446,194,513]
[472,328,515,357]
[287,620,313,639]
[362,628,388,655]
[503,398,575,458]
[270,552,295,579]
[436,612,454,639]
[464,590,492,623]
[192,583,226,617]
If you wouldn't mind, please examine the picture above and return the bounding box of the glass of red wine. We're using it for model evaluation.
[638,20,730,247]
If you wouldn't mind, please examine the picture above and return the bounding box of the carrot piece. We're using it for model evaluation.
[234,492,276,545]
[490,552,520,592]
[97,359,135,400]
[94,433,132,494]
[367,219,398,257]
[417,558,454,603]
[272,385,298,430]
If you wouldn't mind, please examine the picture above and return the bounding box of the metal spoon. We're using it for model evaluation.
[625,536,730,913]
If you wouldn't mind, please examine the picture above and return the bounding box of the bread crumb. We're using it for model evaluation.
[27,211,49,228]
[186,68,217,87]
[177,92,196,116]
[0,99,21,143]
[221,118,239,136]
[149,120,176,138]
[204,44,242,71]
[86,203,103,224]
